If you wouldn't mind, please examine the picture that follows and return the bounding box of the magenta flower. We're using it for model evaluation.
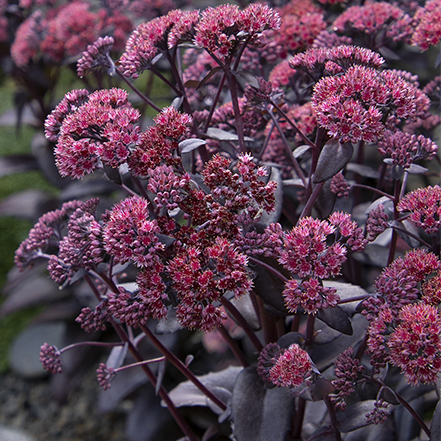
[194,3,280,62]
[331,347,365,411]
[365,204,390,242]
[363,249,440,320]
[119,10,199,78]
[14,199,96,271]
[397,185,441,235]
[96,363,116,390]
[312,65,428,143]
[77,36,115,78]
[51,88,140,179]
[422,271,441,306]
[411,0,441,51]
[129,107,192,177]
[103,196,163,268]
[378,130,438,168]
[330,172,350,198]
[40,343,63,374]
[388,303,441,385]
[167,238,252,332]
[332,1,413,44]
[269,343,312,388]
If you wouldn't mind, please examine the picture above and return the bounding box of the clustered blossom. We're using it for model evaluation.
[268,343,312,388]
[271,0,326,56]
[129,107,192,177]
[257,342,283,383]
[365,204,390,242]
[365,400,391,425]
[312,65,428,143]
[14,200,94,271]
[194,4,280,62]
[422,271,441,305]
[397,185,441,235]
[47,206,104,285]
[48,88,141,179]
[202,153,277,223]
[368,303,441,385]
[119,10,199,78]
[377,130,438,169]
[363,249,441,320]
[167,238,252,331]
[332,1,413,44]
[279,213,366,314]
[330,172,349,198]
[289,45,385,79]
[103,196,163,268]
[330,347,365,411]
[411,0,441,51]
[44,89,90,143]
[39,343,63,374]
[75,302,109,332]
[147,165,191,214]
[96,363,116,390]
[77,36,115,78]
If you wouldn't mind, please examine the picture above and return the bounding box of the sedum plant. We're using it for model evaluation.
[3,0,441,439]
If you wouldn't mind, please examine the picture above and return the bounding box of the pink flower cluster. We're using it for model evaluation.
[332,1,413,44]
[312,65,429,143]
[129,106,192,177]
[11,1,132,67]
[279,213,366,314]
[411,0,441,51]
[363,249,440,321]
[397,185,441,235]
[102,196,163,268]
[194,4,281,62]
[46,88,141,179]
[168,238,252,331]
[377,130,438,168]
[268,343,312,388]
[367,303,441,385]
[14,199,95,271]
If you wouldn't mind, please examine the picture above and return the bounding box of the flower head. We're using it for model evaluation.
[397,185,441,235]
[388,303,441,385]
[77,36,115,78]
[269,343,312,388]
[40,343,63,374]
[411,0,441,51]
[103,196,163,268]
[97,363,116,390]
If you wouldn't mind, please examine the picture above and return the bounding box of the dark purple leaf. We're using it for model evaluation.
[316,306,352,335]
[106,343,128,370]
[390,220,420,248]
[0,274,67,317]
[98,368,148,413]
[306,426,336,441]
[234,70,261,89]
[0,155,37,176]
[179,138,207,154]
[0,189,55,219]
[346,163,380,179]
[277,331,305,348]
[166,366,242,409]
[231,367,295,441]
[229,293,261,331]
[378,46,400,60]
[309,377,335,401]
[196,66,222,90]
[406,163,428,175]
[155,359,166,396]
[125,386,173,441]
[250,258,290,316]
[313,140,353,183]
[431,398,441,440]
[293,144,311,159]
[103,164,122,185]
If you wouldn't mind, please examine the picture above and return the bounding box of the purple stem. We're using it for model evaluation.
[220,296,264,351]
[218,325,249,367]
[139,324,227,411]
